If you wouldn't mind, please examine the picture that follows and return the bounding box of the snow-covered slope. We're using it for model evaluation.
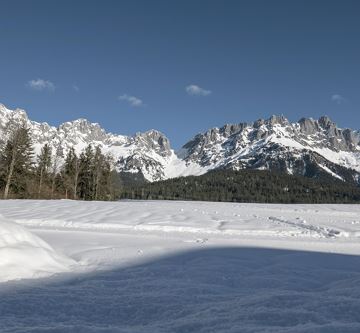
[1,103,360,183]
[0,214,74,282]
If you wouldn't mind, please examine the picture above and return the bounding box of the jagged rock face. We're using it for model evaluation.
[298,118,318,135]
[58,119,109,143]
[132,130,172,158]
[1,102,360,184]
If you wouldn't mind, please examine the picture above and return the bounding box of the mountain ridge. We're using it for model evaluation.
[0,103,359,184]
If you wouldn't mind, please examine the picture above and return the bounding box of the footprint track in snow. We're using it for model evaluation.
[268,216,341,238]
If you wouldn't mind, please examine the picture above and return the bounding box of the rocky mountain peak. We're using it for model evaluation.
[58,119,109,142]
[298,117,318,134]
[318,116,335,129]
[253,115,289,128]
[0,104,28,122]
[266,114,289,126]
[219,123,248,138]
[133,130,172,157]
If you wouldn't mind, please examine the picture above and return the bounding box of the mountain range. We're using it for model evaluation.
[1,103,359,185]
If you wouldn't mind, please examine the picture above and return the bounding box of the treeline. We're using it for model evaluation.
[0,124,120,200]
[120,169,360,204]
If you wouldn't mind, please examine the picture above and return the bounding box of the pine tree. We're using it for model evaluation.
[63,147,80,199]
[37,143,52,198]
[93,146,102,200]
[78,144,95,200]
[92,147,113,200]
[50,144,63,199]
[1,125,33,199]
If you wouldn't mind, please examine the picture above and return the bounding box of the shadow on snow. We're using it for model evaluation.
[1,247,360,333]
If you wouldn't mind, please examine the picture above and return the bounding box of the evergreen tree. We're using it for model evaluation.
[1,125,33,199]
[78,144,95,200]
[93,146,103,200]
[92,147,113,200]
[50,144,64,199]
[36,143,52,198]
[62,147,80,199]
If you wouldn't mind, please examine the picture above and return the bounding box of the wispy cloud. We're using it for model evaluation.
[72,84,80,92]
[331,94,346,105]
[27,78,55,91]
[185,84,211,96]
[118,94,144,107]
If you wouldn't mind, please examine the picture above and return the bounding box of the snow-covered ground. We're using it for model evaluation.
[1,200,360,332]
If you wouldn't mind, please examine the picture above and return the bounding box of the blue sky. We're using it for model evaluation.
[0,0,359,148]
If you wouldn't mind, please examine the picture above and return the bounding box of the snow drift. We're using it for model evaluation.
[0,215,74,282]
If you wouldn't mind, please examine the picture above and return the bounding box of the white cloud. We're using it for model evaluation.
[331,94,346,105]
[118,94,144,107]
[185,84,211,96]
[27,78,55,91]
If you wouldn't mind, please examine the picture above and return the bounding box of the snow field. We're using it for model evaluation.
[1,200,360,332]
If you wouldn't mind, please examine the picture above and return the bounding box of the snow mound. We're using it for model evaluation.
[0,215,74,282]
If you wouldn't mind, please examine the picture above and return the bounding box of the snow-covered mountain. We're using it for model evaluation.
[180,115,360,184]
[0,103,186,181]
[1,103,360,184]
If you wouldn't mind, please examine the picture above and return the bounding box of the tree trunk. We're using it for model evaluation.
[73,169,78,200]
[38,168,43,198]
[51,174,55,199]
[95,171,100,201]
[3,150,16,199]
[50,158,58,199]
